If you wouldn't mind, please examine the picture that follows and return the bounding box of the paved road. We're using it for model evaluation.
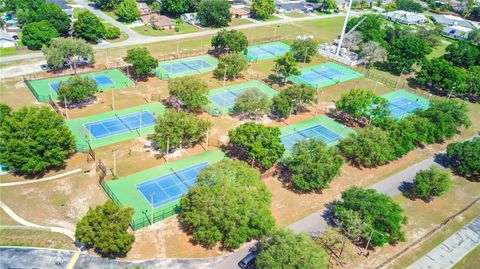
[0,11,361,64]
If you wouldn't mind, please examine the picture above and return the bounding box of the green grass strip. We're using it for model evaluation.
[66,102,165,151]
[104,149,226,229]
[26,69,134,102]
[154,55,219,80]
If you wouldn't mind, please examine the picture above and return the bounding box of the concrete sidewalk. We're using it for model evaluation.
[407,216,480,269]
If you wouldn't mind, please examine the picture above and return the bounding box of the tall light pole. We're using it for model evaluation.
[336,0,353,55]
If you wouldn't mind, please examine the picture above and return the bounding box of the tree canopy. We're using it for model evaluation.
[444,41,480,68]
[396,0,424,12]
[21,20,59,50]
[116,0,139,22]
[197,0,231,28]
[271,84,316,118]
[447,138,480,181]
[228,123,285,169]
[73,11,106,42]
[57,76,99,104]
[338,126,395,168]
[232,88,272,119]
[180,159,275,249]
[332,187,408,247]
[0,106,75,175]
[75,201,134,257]
[214,52,247,81]
[250,0,275,20]
[211,30,248,53]
[387,35,431,74]
[256,229,329,269]
[159,0,196,17]
[335,89,390,124]
[412,165,450,201]
[275,52,301,84]
[415,99,471,142]
[92,0,122,11]
[346,15,384,44]
[42,38,94,72]
[359,41,386,67]
[290,38,318,63]
[168,77,209,111]
[35,2,71,35]
[284,138,344,191]
[149,110,211,153]
[0,103,12,125]
[123,47,158,78]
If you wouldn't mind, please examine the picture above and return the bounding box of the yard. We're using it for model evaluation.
[132,23,201,37]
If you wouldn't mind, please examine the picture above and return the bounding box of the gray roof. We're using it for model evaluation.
[384,10,428,23]
[432,15,474,29]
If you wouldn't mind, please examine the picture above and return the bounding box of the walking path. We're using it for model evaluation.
[407,216,480,269]
[0,168,82,187]
[0,201,75,241]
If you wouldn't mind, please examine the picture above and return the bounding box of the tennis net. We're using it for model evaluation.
[115,113,133,132]
[258,46,278,56]
[170,168,190,189]
[311,68,344,81]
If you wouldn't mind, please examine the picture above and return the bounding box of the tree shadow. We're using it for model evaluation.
[433,152,450,168]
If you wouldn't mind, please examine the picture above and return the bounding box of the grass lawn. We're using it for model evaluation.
[284,12,308,18]
[427,42,449,60]
[229,18,252,26]
[453,246,480,269]
[257,15,283,22]
[0,229,76,250]
[132,23,200,37]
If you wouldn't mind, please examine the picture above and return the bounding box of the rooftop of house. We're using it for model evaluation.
[384,10,428,22]
[140,13,173,26]
[229,7,250,15]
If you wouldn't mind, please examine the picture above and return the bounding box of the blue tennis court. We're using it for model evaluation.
[89,75,114,86]
[208,87,252,107]
[49,75,113,92]
[388,97,426,118]
[248,45,288,57]
[282,124,341,150]
[136,162,209,208]
[162,59,212,74]
[297,67,345,85]
[84,111,156,139]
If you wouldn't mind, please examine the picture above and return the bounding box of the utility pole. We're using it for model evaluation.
[112,148,117,177]
[336,0,353,55]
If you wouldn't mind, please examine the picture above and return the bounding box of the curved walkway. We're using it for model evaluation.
[0,201,75,241]
[0,168,83,187]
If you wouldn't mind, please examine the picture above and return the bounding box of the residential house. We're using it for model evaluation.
[442,25,472,40]
[229,7,250,19]
[46,0,73,19]
[384,10,429,25]
[140,13,174,30]
[0,30,16,48]
[432,14,474,29]
[275,0,321,14]
[181,13,201,25]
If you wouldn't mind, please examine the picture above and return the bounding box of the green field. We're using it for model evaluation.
[132,23,201,37]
